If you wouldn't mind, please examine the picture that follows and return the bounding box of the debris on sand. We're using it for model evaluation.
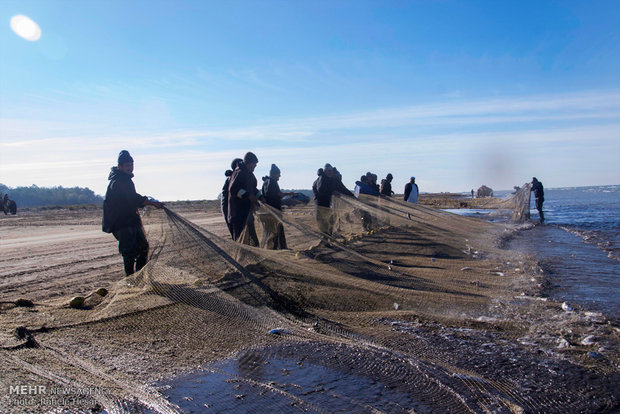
[95,287,109,297]
[69,296,85,309]
[14,298,34,307]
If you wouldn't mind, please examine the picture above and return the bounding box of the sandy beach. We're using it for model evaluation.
[1,197,618,413]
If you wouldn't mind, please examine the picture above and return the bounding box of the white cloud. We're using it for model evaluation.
[1,90,619,199]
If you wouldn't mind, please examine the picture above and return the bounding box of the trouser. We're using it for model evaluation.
[113,226,149,276]
[231,210,259,246]
[316,205,334,235]
[535,198,544,222]
[259,213,287,250]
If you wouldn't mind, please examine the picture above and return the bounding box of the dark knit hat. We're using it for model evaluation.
[270,164,281,176]
[386,173,393,180]
[118,150,133,165]
[244,152,258,164]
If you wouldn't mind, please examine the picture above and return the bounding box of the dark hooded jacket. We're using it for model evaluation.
[531,180,544,201]
[221,169,233,219]
[314,174,354,207]
[228,162,258,222]
[102,167,147,233]
[262,176,283,210]
[380,179,393,196]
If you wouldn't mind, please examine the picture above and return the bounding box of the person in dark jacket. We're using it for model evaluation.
[404,177,419,203]
[531,177,545,223]
[228,152,259,245]
[260,163,294,249]
[354,175,378,231]
[102,150,163,276]
[380,173,394,196]
[313,163,354,234]
[221,158,243,238]
[312,168,323,201]
[314,163,354,208]
[354,175,379,197]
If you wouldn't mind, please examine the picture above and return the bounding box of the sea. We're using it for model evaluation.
[452,185,620,319]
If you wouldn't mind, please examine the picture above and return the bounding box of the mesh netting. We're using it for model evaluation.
[488,183,532,222]
[1,193,618,413]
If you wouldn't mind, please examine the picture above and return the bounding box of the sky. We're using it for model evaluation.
[1,0,619,201]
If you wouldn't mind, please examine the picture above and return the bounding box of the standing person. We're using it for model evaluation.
[380,173,394,196]
[404,177,419,204]
[102,150,164,276]
[221,158,243,238]
[314,163,354,234]
[261,164,294,249]
[1,193,7,214]
[531,177,545,223]
[312,168,323,201]
[355,175,379,197]
[228,152,260,245]
[471,189,475,199]
[354,175,378,231]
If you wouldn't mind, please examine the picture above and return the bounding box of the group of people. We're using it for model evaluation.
[102,149,545,278]
[219,152,294,248]
[102,149,426,276]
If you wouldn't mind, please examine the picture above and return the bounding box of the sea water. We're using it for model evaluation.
[459,185,620,319]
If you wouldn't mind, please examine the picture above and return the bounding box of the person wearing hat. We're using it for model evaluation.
[404,176,419,204]
[102,150,164,276]
[530,177,545,223]
[260,163,294,249]
[380,173,394,197]
[221,158,243,238]
[228,151,260,245]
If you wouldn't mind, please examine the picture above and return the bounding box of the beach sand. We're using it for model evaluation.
[0,198,618,413]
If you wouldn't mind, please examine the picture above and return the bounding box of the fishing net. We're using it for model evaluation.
[488,183,532,223]
[1,193,618,413]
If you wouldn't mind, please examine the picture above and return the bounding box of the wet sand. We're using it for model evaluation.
[0,199,618,413]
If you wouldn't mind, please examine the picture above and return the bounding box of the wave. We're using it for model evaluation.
[560,225,620,262]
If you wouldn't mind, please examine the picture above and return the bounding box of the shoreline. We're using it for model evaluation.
[1,200,618,412]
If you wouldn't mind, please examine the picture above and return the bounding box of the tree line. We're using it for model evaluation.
[0,183,103,207]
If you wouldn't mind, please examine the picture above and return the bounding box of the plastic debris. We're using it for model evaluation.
[557,338,570,349]
[561,302,573,312]
[581,335,596,346]
[460,267,474,271]
[268,328,288,335]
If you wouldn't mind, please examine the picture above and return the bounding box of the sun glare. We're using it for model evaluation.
[10,14,42,41]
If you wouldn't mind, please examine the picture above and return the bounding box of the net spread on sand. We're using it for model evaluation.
[1,191,618,413]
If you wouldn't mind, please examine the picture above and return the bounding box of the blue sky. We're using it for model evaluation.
[1,0,619,200]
